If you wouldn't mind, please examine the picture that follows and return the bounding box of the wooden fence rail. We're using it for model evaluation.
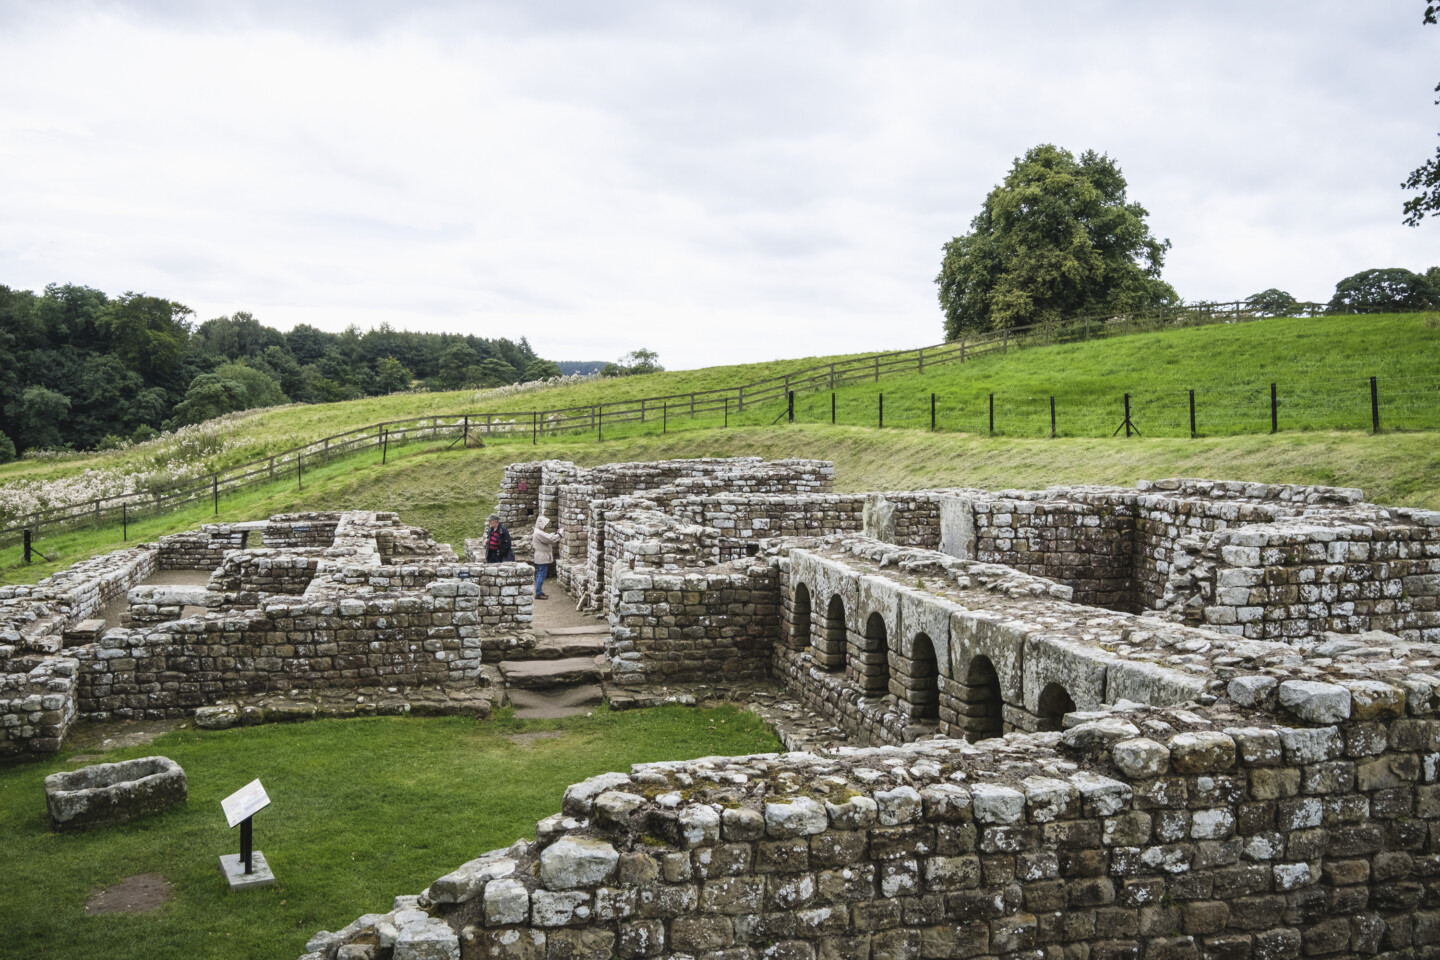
[0,297,1376,548]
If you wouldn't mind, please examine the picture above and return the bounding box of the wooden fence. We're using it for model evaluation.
[0,297,1384,549]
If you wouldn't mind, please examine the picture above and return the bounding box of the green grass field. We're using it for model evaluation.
[6,311,1436,492]
[0,707,780,960]
[5,424,1438,586]
[804,312,1440,437]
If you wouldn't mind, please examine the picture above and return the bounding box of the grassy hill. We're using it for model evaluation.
[2,310,1437,583]
[804,312,1440,437]
[4,425,1437,585]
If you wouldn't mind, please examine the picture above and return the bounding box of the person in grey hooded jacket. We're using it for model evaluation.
[532,516,561,599]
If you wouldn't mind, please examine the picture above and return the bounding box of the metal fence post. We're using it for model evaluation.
[1371,377,1379,433]
[1189,389,1197,438]
[1050,397,1056,438]
[831,392,836,425]
[878,393,883,428]
[788,391,794,423]
[533,411,538,445]
[1270,383,1278,434]
[989,393,994,435]
[931,393,936,431]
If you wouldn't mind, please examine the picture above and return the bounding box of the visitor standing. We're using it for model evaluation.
[532,516,561,599]
[483,514,514,562]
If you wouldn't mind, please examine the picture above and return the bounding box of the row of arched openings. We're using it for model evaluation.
[788,581,1073,737]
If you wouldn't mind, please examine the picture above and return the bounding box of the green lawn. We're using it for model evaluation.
[9,310,1436,493]
[805,312,1440,437]
[0,707,780,960]
[5,424,1439,586]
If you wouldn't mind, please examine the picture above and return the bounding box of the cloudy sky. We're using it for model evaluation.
[0,2,1435,368]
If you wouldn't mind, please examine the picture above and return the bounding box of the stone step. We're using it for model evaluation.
[511,636,607,661]
[499,657,603,689]
[507,685,604,719]
[536,625,609,636]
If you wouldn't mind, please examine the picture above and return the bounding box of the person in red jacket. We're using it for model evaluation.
[483,515,514,562]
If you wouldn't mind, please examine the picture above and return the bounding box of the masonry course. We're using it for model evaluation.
[6,456,1440,960]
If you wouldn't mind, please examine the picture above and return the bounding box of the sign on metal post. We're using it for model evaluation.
[219,779,275,890]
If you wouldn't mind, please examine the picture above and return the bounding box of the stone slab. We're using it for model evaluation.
[508,684,604,718]
[500,657,603,689]
[219,851,275,890]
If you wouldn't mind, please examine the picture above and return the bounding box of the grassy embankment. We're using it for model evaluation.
[3,424,1438,586]
[2,311,1437,583]
[805,312,1440,436]
[0,707,780,960]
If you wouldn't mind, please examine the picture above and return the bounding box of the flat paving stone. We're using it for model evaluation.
[508,685,604,719]
[517,636,607,661]
[499,657,603,689]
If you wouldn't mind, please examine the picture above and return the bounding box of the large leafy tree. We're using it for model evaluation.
[1403,4,1440,226]
[1328,267,1439,312]
[936,144,1177,338]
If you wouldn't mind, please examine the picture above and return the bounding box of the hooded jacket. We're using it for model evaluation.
[532,516,561,564]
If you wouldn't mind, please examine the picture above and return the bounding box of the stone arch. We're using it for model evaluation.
[814,595,846,671]
[957,655,1004,740]
[1036,681,1076,732]
[853,611,890,696]
[903,632,940,720]
[787,581,812,652]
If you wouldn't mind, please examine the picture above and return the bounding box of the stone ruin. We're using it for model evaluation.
[6,455,1440,960]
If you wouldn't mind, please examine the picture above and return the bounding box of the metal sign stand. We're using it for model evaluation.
[219,779,275,890]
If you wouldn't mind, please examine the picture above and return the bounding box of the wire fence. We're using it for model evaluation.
[2,298,1433,550]
[791,373,1440,438]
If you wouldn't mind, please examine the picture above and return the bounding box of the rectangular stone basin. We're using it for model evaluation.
[44,756,187,832]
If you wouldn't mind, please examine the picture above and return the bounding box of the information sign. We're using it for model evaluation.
[221,779,271,829]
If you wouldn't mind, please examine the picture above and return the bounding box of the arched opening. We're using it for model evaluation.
[789,582,812,652]
[860,612,890,696]
[816,595,846,671]
[959,656,1004,740]
[907,632,939,720]
[1036,682,1076,732]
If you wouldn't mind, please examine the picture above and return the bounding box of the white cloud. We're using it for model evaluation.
[0,0,1435,368]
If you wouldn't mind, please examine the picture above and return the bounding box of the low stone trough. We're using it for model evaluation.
[44,756,187,832]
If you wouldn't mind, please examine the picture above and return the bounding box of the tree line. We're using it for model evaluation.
[0,282,565,459]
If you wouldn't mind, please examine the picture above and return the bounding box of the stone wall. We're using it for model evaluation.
[72,568,532,722]
[209,548,322,596]
[158,529,249,570]
[0,653,77,758]
[1181,515,1440,641]
[608,563,780,687]
[260,516,342,549]
[0,544,158,652]
[304,688,1440,960]
[968,496,1139,612]
[671,494,867,545]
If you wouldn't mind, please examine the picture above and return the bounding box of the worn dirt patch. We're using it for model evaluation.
[505,730,566,745]
[85,873,173,914]
[64,718,186,754]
